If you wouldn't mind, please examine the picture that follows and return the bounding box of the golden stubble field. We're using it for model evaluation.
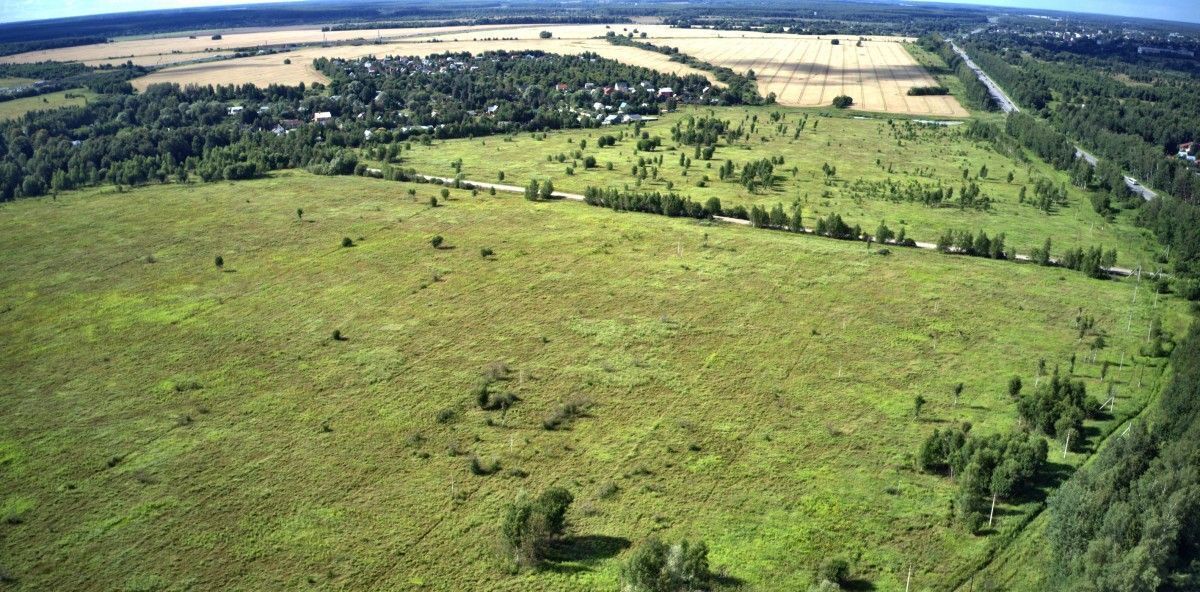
[2,23,965,116]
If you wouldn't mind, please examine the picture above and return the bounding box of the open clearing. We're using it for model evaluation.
[0,88,98,120]
[1,23,961,115]
[0,172,1184,591]
[396,106,1159,268]
[129,38,721,91]
[665,37,967,115]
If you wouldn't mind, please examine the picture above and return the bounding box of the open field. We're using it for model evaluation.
[0,77,34,89]
[665,37,966,115]
[0,22,955,115]
[0,172,1186,591]
[130,38,721,91]
[80,51,235,68]
[395,105,1160,268]
[0,23,792,66]
[0,88,98,120]
[125,28,954,115]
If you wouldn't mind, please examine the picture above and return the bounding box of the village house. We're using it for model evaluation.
[313,111,333,124]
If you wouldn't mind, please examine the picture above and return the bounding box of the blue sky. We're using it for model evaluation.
[919,0,1200,24]
[2,0,1198,25]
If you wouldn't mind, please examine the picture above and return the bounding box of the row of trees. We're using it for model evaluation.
[604,34,765,105]
[967,35,1200,202]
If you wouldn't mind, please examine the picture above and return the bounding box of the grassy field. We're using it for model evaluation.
[0,89,97,121]
[0,172,1186,591]
[0,77,34,89]
[394,105,1162,268]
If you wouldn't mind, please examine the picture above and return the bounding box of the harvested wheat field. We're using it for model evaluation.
[667,36,967,116]
[6,22,963,116]
[0,23,749,67]
[131,37,722,91]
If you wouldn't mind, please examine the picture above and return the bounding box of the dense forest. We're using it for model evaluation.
[1044,322,1200,591]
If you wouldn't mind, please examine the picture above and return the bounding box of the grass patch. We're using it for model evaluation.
[0,172,1187,590]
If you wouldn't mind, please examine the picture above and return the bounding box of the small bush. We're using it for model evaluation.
[331,329,344,341]
[481,247,494,258]
[469,454,500,475]
[440,188,450,200]
[430,196,438,207]
[341,236,354,248]
[431,235,444,248]
[817,556,851,586]
[214,255,224,269]
[542,396,592,430]
[436,408,456,423]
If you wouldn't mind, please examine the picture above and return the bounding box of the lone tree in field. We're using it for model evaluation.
[539,30,552,39]
[440,187,450,200]
[214,255,224,269]
[620,537,711,592]
[1008,376,1023,398]
[501,487,573,569]
[341,237,354,248]
[832,95,854,109]
[953,382,965,406]
[430,195,439,208]
[431,235,444,249]
[913,395,927,418]
[525,179,540,201]
[539,179,555,200]
[296,208,303,220]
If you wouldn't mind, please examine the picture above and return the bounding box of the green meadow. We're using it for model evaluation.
[0,88,98,121]
[0,172,1186,591]
[395,106,1160,268]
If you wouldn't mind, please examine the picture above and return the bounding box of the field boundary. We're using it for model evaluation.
[411,173,1137,277]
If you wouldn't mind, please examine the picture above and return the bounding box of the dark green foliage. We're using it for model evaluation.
[1008,376,1023,398]
[831,95,854,109]
[583,186,716,219]
[619,537,711,592]
[817,556,851,586]
[813,213,858,240]
[919,424,1048,531]
[341,236,354,248]
[430,235,444,249]
[501,487,574,569]
[907,86,950,96]
[1016,370,1099,444]
[214,255,224,269]
[469,454,499,475]
[1046,323,1200,589]
[480,247,494,258]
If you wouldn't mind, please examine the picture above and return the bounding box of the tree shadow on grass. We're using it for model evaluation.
[1023,459,1075,504]
[844,578,877,591]
[545,534,631,564]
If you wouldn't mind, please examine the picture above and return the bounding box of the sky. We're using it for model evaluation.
[919,0,1200,24]
[1,0,1198,25]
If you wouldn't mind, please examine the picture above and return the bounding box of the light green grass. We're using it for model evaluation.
[0,172,1187,591]
[0,77,35,89]
[0,88,98,120]
[395,105,1159,268]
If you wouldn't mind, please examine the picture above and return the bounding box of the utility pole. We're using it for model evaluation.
[905,566,913,592]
